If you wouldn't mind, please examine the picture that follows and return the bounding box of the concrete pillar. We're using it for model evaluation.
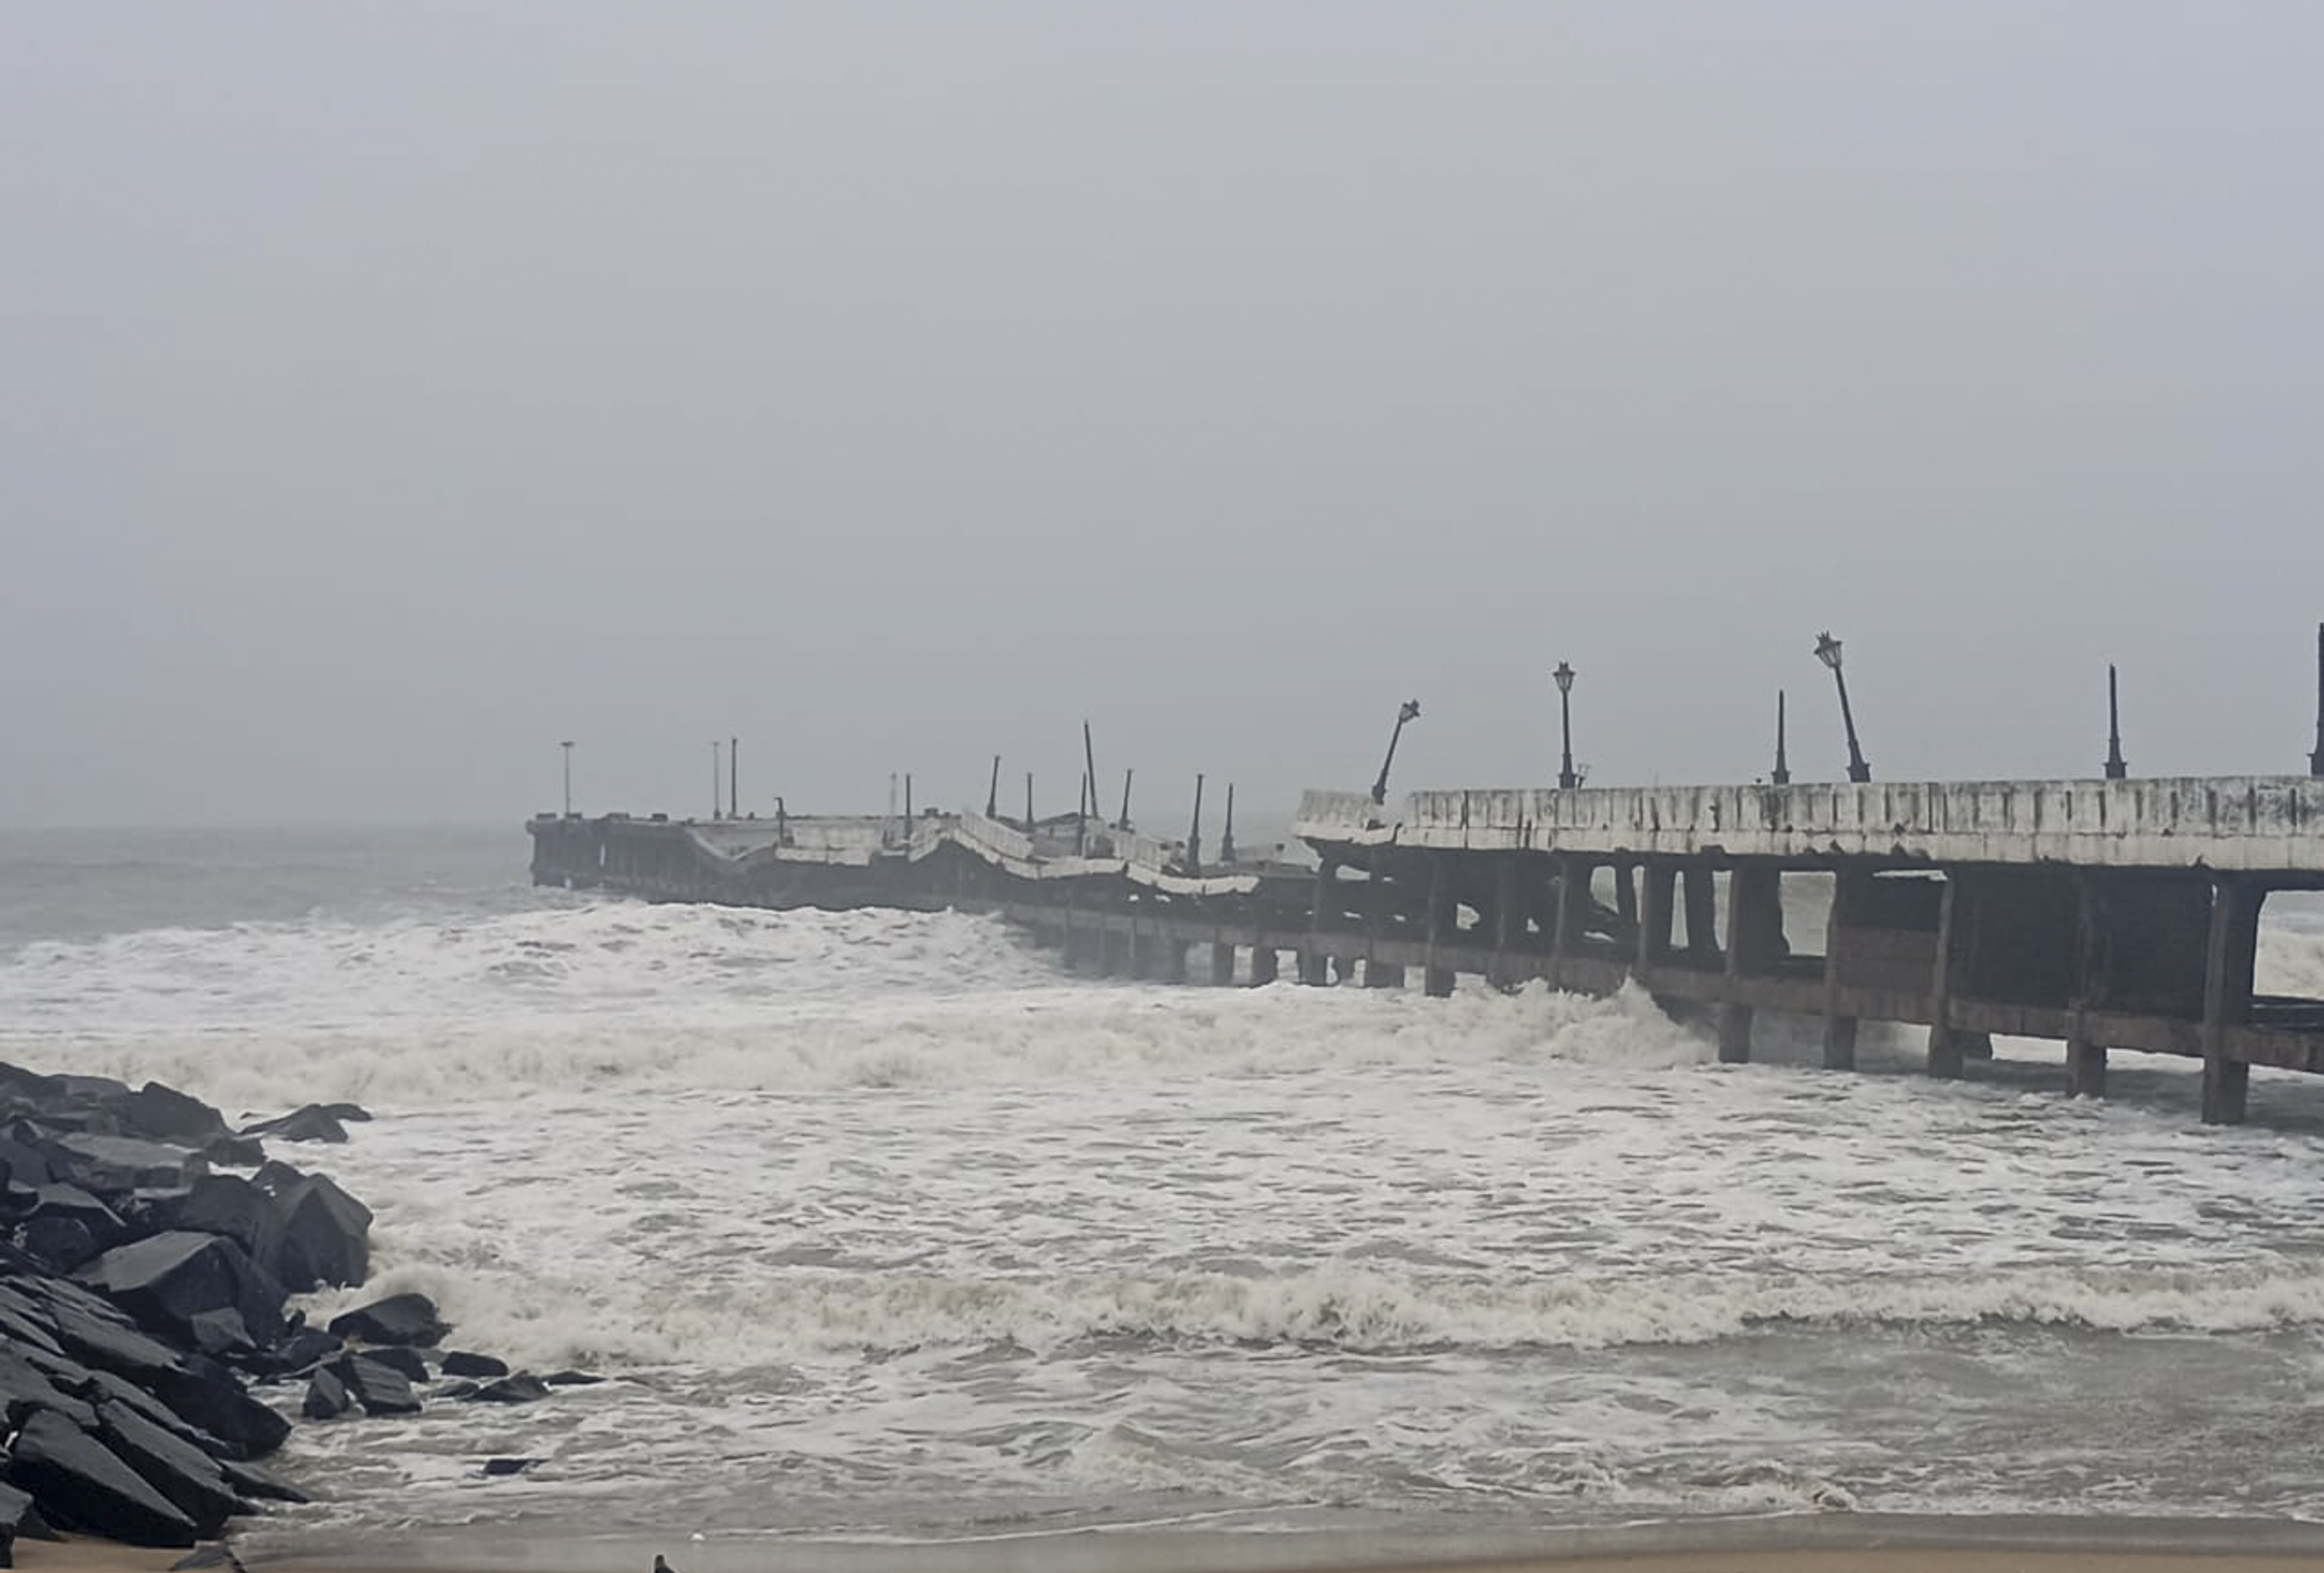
[1251,944,1280,986]
[1162,941,1189,985]
[1366,961,1405,989]
[1716,864,1768,1064]
[1209,941,1237,987]
[1927,873,1964,1079]
[1489,859,1518,987]
[1637,864,1675,973]
[1101,925,1131,977]
[2201,876,2261,1126]
[1551,856,1586,963]
[1299,948,1330,986]
[1822,871,1860,1070]
[1682,864,1721,967]
[1614,863,1638,941]
[1305,859,1340,987]
[2066,1038,2108,1098]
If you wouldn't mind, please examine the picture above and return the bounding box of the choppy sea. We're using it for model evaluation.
[4,825,2324,1557]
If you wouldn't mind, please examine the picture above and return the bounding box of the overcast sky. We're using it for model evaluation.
[5,3,2321,828]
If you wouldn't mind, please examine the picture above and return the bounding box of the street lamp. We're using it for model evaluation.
[2104,665,2127,781]
[1813,631,1871,783]
[1770,693,1790,786]
[560,740,575,817]
[1553,662,1579,790]
[1370,699,1422,805]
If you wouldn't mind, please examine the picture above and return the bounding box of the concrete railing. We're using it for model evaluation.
[1297,776,2324,873]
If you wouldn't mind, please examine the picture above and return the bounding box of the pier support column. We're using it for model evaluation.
[1210,941,1237,987]
[1822,871,1861,1070]
[1299,948,1330,986]
[1716,865,1778,1064]
[1365,960,1405,989]
[1251,944,1280,987]
[1926,872,1965,1079]
[2066,1038,2108,1098]
[1636,864,1675,975]
[1304,859,1341,987]
[1162,941,1188,985]
[1423,856,1456,997]
[1101,925,1131,977]
[1488,860,1518,987]
[1614,864,1638,946]
[2201,875,2262,1126]
[1682,864,1721,968]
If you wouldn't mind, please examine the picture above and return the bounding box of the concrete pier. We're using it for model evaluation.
[529,771,2324,1128]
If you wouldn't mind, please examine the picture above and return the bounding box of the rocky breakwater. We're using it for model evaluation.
[0,1063,576,1557]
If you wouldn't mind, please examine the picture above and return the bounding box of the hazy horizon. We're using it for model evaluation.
[8,3,2322,829]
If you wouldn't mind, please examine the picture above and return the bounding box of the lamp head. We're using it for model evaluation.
[1552,661,1575,695]
[1398,699,1422,724]
[1813,632,1844,672]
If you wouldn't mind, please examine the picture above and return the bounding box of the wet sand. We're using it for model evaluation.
[24,1516,2324,1573]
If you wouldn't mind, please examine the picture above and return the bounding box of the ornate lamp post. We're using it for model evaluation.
[1370,699,1422,805]
[1553,662,1579,790]
[560,740,575,817]
[1814,632,1871,784]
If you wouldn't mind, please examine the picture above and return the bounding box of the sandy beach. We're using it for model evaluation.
[26,1515,2324,1573]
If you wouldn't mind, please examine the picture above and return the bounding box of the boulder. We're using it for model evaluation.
[0,1136,55,1187]
[104,1086,230,1149]
[543,1370,606,1386]
[46,1134,206,1193]
[0,1291,63,1357]
[72,1370,223,1455]
[40,1291,183,1379]
[0,1479,51,1541]
[464,1373,550,1405]
[3,1408,196,1547]
[260,1325,342,1377]
[270,1173,370,1291]
[216,1457,304,1504]
[28,1184,127,1249]
[184,1310,254,1359]
[361,1345,429,1384]
[436,1380,477,1399]
[439,1351,507,1379]
[0,1348,97,1431]
[201,1136,266,1168]
[169,1548,246,1573]
[325,1354,419,1418]
[93,1397,245,1538]
[300,1368,352,1421]
[76,1232,286,1347]
[17,1216,98,1273]
[238,1107,346,1145]
[327,1292,444,1348]
[482,1458,539,1477]
[145,1360,291,1460]
[174,1175,285,1280]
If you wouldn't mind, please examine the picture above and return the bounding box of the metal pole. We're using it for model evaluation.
[1188,773,1205,874]
[1083,722,1100,830]
[1558,688,1577,791]
[2311,622,2324,777]
[712,741,722,818]
[1834,670,1870,783]
[1025,771,1034,833]
[904,772,914,826]
[1771,692,1790,786]
[2105,665,2127,781]
[561,740,574,817]
[987,755,1001,819]
[1118,769,1134,831]
[1220,782,1238,865]
[730,737,738,817]
[1076,771,1089,855]
[1371,701,1420,805]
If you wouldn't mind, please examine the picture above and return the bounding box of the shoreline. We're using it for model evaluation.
[31,1513,2324,1573]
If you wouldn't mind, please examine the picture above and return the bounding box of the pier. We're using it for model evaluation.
[528,771,2324,1126]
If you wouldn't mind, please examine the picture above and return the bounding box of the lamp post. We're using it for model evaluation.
[711,740,722,818]
[1813,631,1871,783]
[2311,622,2323,778]
[1770,693,1790,786]
[1371,699,1422,806]
[1553,662,1579,790]
[559,740,575,817]
[2104,665,2127,781]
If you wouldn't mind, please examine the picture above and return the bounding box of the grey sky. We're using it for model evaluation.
[5,3,2321,828]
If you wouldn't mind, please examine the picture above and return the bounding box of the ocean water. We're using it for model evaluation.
[5,826,2324,1556]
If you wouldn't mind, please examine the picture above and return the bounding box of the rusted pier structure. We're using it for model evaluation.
[1293,776,2324,1125]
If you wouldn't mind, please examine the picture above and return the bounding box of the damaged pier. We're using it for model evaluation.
[530,773,2324,1126]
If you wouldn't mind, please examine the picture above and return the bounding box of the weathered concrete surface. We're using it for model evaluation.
[1297,777,2324,873]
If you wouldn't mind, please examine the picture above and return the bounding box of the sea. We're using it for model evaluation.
[5,824,2324,1560]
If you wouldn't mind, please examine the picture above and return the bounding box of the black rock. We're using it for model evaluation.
[260,1325,342,1377]
[42,1292,182,1379]
[238,1106,347,1144]
[185,1309,254,1358]
[482,1457,539,1477]
[216,1457,304,1504]
[28,1184,127,1249]
[17,1216,98,1273]
[201,1135,266,1168]
[436,1380,478,1399]
[542,1369,606,1386]
[72,1370,222,1456]
[46,1133,207,1193]
[145,1359,292,1460]
[169,1547,247,1573]
[362,1345,429,1384]
[175,1174,286,1281]
[325,1354,420,1418]
[300,1367,352,1421]
[327,1292,444,1348]
[0,1479,50,1541]
[270,1172,371,1291]
[463,1373,550,1405]
[76,1231,287,1347]
[3,1407,196,1547]
[0,1136,55,1187]
[0,1347,97,1431]
[104,1085,231,1148]
[438,1350,506,1379]
[93,1396,245,1538]
[0,1290,63,1357]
